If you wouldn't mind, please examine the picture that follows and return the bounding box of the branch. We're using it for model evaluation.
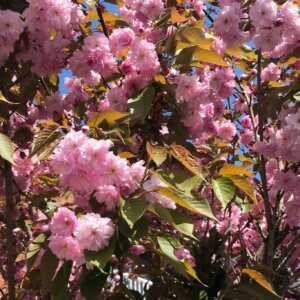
[0,101,16,300]
[96,3,109,38]
[275,233,300,271]
[256,50,275,268]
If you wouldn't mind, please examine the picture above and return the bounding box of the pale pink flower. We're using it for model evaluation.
[249,0,278,28]
[74,213,115,251]
[218,120,236,140]
[49,235,82,261]
[50,207,77,236]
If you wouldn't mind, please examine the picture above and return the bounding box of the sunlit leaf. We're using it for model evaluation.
[156,187,216,220]
[146,142,168,166]
[156,169,202,194]
[242,269,279,296]
[225,175,257,203]
[87,110,129,128]
[0,133,14,164]
[170,145,207,180]
[218,164,252,177]
[212,177,235,208]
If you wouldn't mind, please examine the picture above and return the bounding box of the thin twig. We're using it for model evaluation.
[96,3,109,38]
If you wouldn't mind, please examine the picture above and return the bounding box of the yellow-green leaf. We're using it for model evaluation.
[225,175,257,203]
[242,269,279,296]
[0,133,14,164]
[155,187,216,220]
[212,177,235,208]
[121,195,147,228]
[194,47,228,67]
[170,145,207,180]
[219,164,252,177]
[146,142,168,166]
[87,110,129,128]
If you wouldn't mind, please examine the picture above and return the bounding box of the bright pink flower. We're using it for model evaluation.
[49,235,82,260]
[50,207,77,236]
[109,28,136,55]
[74,213,115,251]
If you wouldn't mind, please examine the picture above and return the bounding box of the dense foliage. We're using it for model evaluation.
[0,0,299,299]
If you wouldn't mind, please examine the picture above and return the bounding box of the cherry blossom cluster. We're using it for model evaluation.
[49,207,114,262]
[212,0,300,56]
[173,66,236,143]
[18,0,82,76]
[51,130,145,211]
[0,10,24,67]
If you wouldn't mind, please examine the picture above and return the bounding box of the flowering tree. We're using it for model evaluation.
[0,0,299,299]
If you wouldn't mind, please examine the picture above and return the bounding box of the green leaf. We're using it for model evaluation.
[156,170,202,194]
[224,175,257,203]
[30,122,63,157]
[85,234,117,270]
[26,234,46,271]
[170,209,196,239]
[156,236,187,276]
[0,133,14,164]
[52,261,73,300]
[128,86,155,121]
[40,249,59,296]
[212,177,235,208]
[121,195,147,228]
[146,142,168,166]
[155,187,217,220]
[149,203,196,239]
[80,267,109,300]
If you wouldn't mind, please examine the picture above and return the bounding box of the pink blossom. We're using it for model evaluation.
[240,129,254,145]
[253,27,282,52]
[274,170,298,193]
[218,120,236,140]
[50,207,77,236]
[95,185,120,210]
[285,198,300,228]
[174,248,196,267]
[130,245,147,255]
[0,10,24,67]
[249,0,278,28]
[109,28,136,55]
[285,109,300,131]
[261,63,281,82]
[49,235,82,261]
[74,213,115,251]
